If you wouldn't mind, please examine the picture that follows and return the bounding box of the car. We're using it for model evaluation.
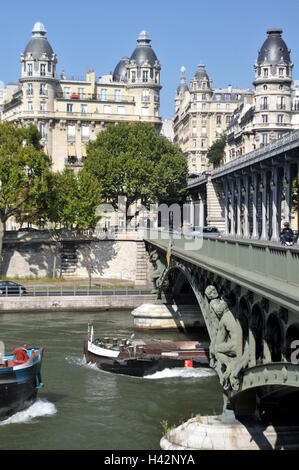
[189,226,221,237]
[0,281,27,296]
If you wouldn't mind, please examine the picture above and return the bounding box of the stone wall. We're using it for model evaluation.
[2,233,151,284]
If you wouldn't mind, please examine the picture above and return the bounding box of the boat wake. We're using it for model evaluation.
[144,367,215,380]
[0,399,57,426]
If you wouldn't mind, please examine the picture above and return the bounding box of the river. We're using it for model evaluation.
[0,309,222,450]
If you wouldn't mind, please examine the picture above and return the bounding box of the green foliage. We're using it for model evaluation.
[47,167,102,231]
[84,122,187,210]
[206,135,226,168]
[0,121,52,225]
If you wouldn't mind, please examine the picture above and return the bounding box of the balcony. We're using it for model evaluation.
[56,92,135,104]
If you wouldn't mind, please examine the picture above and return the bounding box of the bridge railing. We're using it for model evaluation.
[144,230,299,311]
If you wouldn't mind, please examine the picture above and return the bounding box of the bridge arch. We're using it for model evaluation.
[266,313,284,362]
[251,303,264,365]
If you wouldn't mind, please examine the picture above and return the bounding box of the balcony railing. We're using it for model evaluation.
[56,92,135,104]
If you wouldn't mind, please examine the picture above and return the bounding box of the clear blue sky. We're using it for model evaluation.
[1,0,299,120]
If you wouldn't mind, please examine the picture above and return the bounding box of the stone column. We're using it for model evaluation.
[283,163,292,224]
[243,175,250,239]
[270,166,279,242]
[229,179,235,236]
[224,180,229,236]
[199,193,204,230]
[236,178,242,237]
[251,172,258,239]
[190,196,194,229]
[260,170,268,240]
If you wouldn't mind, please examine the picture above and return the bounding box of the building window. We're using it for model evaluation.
[215,94,221,101]
[40,83,47,96]
[67,103,73,113]
[262,133,268,144]
[78,88,84,99]
[263,85,268,90]
[81,104,88,114]
[279,68,284,77]
[142,71,149,82]
[216,115,221,124]
[263,68,268,77]
[201,115,207,124]
[226,115,231,124]
[67,125,76,140]
[141,107,149,116]
[101,89,107,101]
[48,62,52,73]
[142,90,149,102]
[201,127,207,136]
[114,89,121,102]
[40,64,46,76]
[28,64,33,76]
[81,126,89,141]
[104,105,111,114]
[202,103,206,109]
[27,101,33,111]
[216,103,221,109]
[261,97,268,110]
[277,96,285,110]
[64,87,70,98]
[262,114,268,123]
[40,101,46,111]
[226,104,230,110]
[118,106,125,115]
[40,123,46,138]
[131,71,136,83]
[27,83,33,96]
[277,114,284,123]
[201,139,206,148]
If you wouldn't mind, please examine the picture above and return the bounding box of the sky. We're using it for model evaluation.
[1,0,299,120]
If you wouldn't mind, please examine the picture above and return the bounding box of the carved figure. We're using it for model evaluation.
[205,284,241,391]
[149,250,165,294]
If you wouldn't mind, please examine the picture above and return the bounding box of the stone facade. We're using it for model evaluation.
[173,65,253,174]
[1,23,162,173]
[225,29,299,162]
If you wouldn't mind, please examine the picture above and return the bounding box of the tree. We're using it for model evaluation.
[0,122,53,272]
[206,134,226,168]
[83,122,187,220]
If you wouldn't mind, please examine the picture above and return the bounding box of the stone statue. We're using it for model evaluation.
[149,250,166,294]
[205,284,242,391]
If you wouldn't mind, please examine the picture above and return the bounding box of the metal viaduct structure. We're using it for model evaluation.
[144,132,299,420]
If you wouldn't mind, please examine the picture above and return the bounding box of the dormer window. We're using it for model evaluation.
[279,68,284,77]
[40,64,46,76]
[263,68,268,77]
[28,64,33,76]
[131,71,136,83]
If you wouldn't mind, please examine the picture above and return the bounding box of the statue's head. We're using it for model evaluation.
[211,299,229,318]
[150,250,158,261]
[205,285,218,300]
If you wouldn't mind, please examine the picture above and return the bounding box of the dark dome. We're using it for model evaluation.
[130,30,158,67]
[113,56,129,82]
[195,64,209,81]
[24,22,54,60]
[257,29,291,65]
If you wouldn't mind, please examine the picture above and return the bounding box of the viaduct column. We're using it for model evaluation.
[270,166,279,242]
[243,174,250,238]
[229,179,235,236]
[251,172,258,239]
[236,178,242,237]
[261,170,268,240]
[283,163,292,224]
[224,180,229,236]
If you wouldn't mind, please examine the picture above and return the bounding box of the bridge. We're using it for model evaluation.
[144,132,299,422]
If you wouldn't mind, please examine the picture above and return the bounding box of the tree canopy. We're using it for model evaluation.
[206,134,226,168]
[83,122,188,212]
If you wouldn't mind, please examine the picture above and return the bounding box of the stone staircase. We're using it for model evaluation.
[60,243,78,277]
[135,241,150,285]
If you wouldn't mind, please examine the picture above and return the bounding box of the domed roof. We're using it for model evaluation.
[24,22,54,60]
[195,64,209,81]
[113,56,129,82]
[257,29,291,65]
[130,30,158,67]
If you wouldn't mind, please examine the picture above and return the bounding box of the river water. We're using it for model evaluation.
[0,310,222,450]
